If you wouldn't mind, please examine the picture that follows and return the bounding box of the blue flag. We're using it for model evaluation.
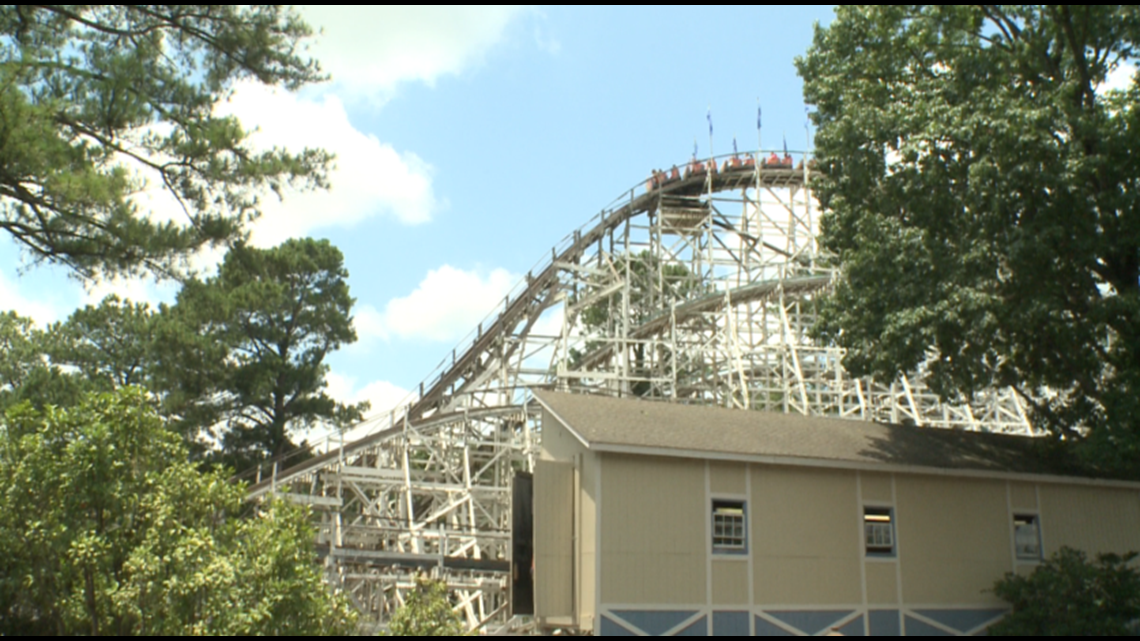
[757,104,762,130]
[707,108,713,138]
[693,139,698,159]
[804,105,811,130]
[783,134,788,157]
[733,136,738,155]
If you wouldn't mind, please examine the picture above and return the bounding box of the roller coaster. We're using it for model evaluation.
[241,150,1034,632]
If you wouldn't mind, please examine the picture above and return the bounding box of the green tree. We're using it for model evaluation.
[0,5,329,279]
[0,387,358,635]
[159,238,368,470]
[797,5,1140,473]
[0,311,86,411]
[383,575,466,637]
[47,296,158,391]
[989,546,1140,636]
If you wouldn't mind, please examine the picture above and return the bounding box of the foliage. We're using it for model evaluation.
[0,311,86,411]
[0,5,330,279]
[0,238,365,470]
[989,546,1140,636]
[0,386,357,635]
[797,5,1140,473]
[47,296,158,392]
[383,575,467,637]
[158,238,368,470]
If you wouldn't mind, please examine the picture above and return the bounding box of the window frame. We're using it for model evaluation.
[863,505,896,558]
[711,498,748,556]
[1013,513,1043,562]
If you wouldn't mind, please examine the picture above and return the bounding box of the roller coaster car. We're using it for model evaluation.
[722,156,743,172]
[685,159,706,179]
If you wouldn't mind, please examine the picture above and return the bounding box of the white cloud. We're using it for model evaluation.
[214,82,441,247]
[1102,62,1136,93]
[296,371,410,446]
[364,264,519,342]
[325,371,411,417]
[0,273,61,325]
[79,275,179,310]
[529,306,565,338]
[300,6,528,98]
[353,304,390,342]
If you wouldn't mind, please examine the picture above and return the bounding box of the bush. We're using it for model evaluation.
[989,546,1140,636]
[383,575,467,636]
[0,388,358,635]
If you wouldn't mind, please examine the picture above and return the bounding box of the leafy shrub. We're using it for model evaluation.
[990,546,1140,636]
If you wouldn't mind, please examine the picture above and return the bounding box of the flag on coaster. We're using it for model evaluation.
[783,134,788,157]
[757,104,762,130]
[707,107,713,138]
[693,139,698,159]
[733,136,738,155]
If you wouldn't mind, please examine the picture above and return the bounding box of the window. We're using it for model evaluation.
[712,500,747,554]
[864,506,895,556]
[1013,514,1042,561]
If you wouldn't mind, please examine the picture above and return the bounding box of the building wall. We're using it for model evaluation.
[1039,484,1140,557]
[588,454,1140,636]
[599,453,707,606]
[894,475,1010,606]
[534,410,597,629]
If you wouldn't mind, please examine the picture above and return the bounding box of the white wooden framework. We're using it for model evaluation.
[242,151,1034,632]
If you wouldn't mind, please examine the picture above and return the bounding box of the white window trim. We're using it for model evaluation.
[1012,512,1043,563]
[863,504,896,558]
[711,496,748,556]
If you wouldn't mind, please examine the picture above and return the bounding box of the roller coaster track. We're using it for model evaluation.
[241,152,1034,633]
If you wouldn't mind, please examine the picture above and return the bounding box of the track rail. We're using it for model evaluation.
[246,157,810,496]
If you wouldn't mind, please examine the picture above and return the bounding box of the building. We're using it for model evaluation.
[527,390,1140,636]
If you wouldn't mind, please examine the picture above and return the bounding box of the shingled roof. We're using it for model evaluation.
[532,390,1122,483]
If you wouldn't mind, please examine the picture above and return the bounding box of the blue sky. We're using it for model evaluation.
[0,5,838,416]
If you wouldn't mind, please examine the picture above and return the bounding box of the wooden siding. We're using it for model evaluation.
[599,454,706,605]
[751,466,863,605]
[710,461,746,495]
[864,561,898,605]
[1038,485,1140,556]
[896,475,1010,605]
[535,460,574,619]
[861,472,893,504]
[1008,482,1037,512]
[712,559,750,605]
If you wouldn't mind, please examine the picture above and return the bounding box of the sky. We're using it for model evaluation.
[0,6,841,419]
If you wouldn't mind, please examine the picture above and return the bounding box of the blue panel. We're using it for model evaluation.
[611,610,698,636]
[767,610,854,636]
[713,611,749,636]
[837,615,866,636]
[903,616,953,636]
[753,616,795,636]
[600,615,637,636]
[913,609,1007,634]
[868,610,900,636]
[674,616,708,636]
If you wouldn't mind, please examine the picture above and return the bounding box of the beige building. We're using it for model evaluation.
[529,390,1140,636]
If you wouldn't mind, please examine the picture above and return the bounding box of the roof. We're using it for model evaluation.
[532,390,1121,484]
